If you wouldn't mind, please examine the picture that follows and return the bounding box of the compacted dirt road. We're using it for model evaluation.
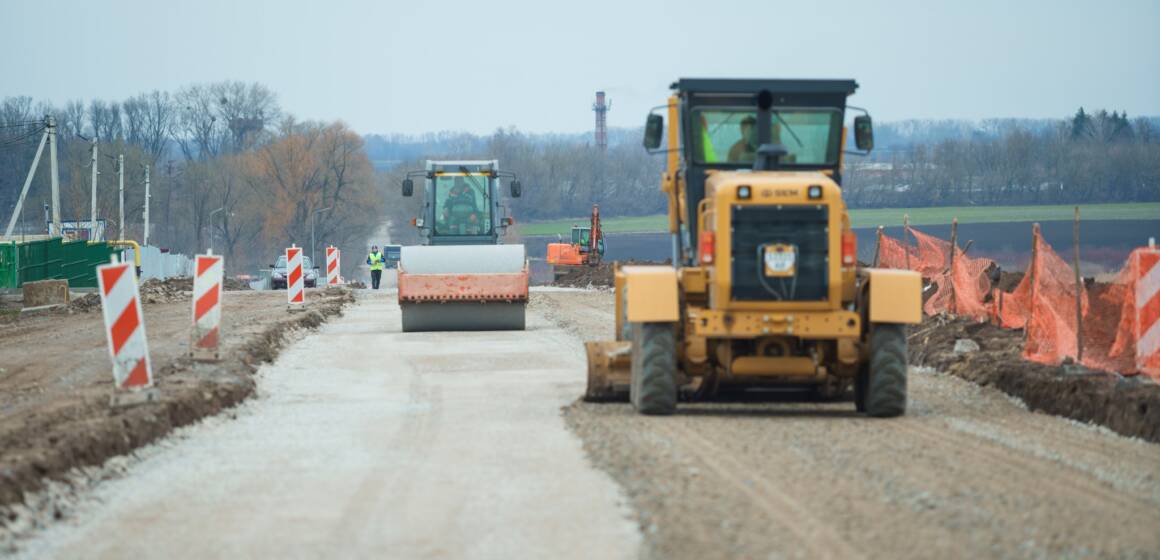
[9,290,639,559]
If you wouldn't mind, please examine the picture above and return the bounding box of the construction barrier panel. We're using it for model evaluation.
[879,224,1154,380]
[286,246,304,306]
[96,259,153,389]
[326,246,340,286]
[1130,248,1160,377]
[192,253,224,361]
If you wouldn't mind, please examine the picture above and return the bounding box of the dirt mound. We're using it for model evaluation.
[223,277,251,291]
[66,293,101,313]
[138,278,190,304]
[552,259,669,288]
[909,315,1160,442]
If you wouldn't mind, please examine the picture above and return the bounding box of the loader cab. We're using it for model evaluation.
[401,160,521,246]
[643,79,872,265]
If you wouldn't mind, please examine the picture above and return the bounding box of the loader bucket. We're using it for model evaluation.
[584,340,632,401]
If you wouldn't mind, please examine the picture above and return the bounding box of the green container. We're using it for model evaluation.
[0,239,118,289]
[0,243,15,289]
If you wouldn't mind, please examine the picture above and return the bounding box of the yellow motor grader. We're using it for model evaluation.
[585,78,922,416]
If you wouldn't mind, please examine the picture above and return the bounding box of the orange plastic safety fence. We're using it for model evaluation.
[878,227,995,321]
[877,226,1152,377]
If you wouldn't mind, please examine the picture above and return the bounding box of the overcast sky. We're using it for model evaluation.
[2,0,1157,135]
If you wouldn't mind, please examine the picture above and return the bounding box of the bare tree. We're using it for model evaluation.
[211,81,279,153]
[88,100,122,141]
[61,100,87,139]
[174,84,225,161]
[122,92,175,162]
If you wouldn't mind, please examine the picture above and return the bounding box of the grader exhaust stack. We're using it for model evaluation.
[398,160,527,332]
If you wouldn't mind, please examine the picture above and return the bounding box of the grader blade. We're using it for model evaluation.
[584,340,632,402]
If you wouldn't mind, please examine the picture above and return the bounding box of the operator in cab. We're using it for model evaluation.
[366,245,385,289]
[441,176,481,233]
[728,116,758,163]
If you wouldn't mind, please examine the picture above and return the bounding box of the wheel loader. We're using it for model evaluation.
[584,78,922,416]
[398,160,528,331]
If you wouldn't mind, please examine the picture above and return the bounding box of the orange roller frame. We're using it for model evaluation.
[398,268,530,303]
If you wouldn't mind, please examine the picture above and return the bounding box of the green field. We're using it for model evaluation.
[517,202,1160,236]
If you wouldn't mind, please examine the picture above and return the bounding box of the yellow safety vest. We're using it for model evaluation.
[369,252,385,271]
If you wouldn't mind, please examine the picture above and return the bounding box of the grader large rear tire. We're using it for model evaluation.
[629,322,677,415]
[865,323,907,418]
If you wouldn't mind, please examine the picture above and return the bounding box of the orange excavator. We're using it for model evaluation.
[546,204,605,276]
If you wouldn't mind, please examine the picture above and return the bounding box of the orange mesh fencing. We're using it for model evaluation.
[876,224,1152,378]
[877,227,995,321]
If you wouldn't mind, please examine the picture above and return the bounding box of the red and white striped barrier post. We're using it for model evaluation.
[287,244,305,309]
[326,245,340,286]
[1135,245,1160,378]
[192,251,224,361]
[96,256,155,402]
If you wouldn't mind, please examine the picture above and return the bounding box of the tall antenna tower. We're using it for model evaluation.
[593,91,611,150]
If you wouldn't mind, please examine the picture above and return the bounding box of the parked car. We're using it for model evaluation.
[270,255,318,289]
[384,244,402,269]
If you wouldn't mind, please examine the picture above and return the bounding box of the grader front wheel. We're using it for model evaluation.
[630,322,677,415]
[865,323,908,417]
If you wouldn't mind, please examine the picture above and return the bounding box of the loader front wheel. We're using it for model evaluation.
[865,323,907,417]
[630,322,677,415]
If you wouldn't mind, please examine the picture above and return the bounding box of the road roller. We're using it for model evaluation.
[398,160,528,331]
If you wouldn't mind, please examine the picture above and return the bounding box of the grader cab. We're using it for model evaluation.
[584,78,922,416]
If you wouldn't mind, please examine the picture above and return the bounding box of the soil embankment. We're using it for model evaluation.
[0,284,352,512]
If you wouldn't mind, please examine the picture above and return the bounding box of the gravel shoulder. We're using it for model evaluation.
[538,290,1160,560]
[0,286,352,519]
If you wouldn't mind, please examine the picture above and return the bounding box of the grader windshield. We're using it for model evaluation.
[693,108,842,165]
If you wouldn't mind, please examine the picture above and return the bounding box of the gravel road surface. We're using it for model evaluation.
[8,288,1160,560]
[540,290,1160,560]
[10,289,639,559]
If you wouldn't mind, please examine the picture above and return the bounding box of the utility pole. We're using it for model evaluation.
[143,164,151,247]
[47,115,61,235]
[209,207,224,253]
[117,154,125,240]
[311,206,332,269]
[3,125,49,238]
[89,138,99,240]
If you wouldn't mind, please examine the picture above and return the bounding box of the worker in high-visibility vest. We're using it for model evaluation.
[367,245,385,289]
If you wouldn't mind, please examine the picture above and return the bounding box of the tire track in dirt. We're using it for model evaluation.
[897,420,1159,516]
[649,420,863,560]
[333,364,444,546]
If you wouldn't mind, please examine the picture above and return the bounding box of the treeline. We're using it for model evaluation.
[845,109,1160,207]
[378,127,664,244]
[0,83,383,274]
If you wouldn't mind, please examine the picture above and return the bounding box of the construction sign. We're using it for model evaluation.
[1135,248,1160,376]
[326,246,340,286]
[192,252,224,361]
[287,246,305,306]
[96,259,153,389]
